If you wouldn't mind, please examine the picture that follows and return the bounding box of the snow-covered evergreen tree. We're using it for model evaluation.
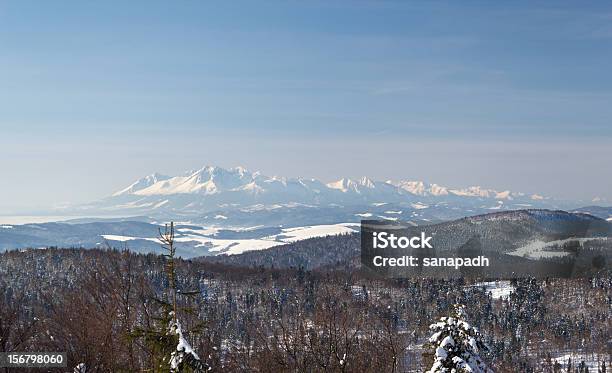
[132,223,209,372]
[168,314,205,372]
[425,304,493,373]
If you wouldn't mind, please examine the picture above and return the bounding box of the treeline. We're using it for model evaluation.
[0,248,610,372]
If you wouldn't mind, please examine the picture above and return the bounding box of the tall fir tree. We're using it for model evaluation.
[131,222,208,372]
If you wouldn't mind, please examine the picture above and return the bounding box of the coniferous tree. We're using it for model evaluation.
[425,304,493,373]
[132,222,207,372]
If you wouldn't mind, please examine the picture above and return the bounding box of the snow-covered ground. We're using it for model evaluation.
[377,215,399,221]
[411,203,429,210]
[101,234,157,243]
[549,351,607,371]
[472,281,514,300]
[275,223,357,243]
[508,237,608,259]
[103,222,358,256]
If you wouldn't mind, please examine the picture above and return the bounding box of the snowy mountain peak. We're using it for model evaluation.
[112,172,170,196]
[389,180,450,197]
[122,166,256,196]
[430,183,449,196]
[327,178,359,193]
[326,178,347,192]
[113,167,531,201]
[105,166,565,217]
[231,166,249,176]
[450,185,494,198]
[358,176,375,188]
[393,180,427,196]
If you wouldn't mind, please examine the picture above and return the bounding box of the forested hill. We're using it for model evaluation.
[203,210,612,272]
[1,247,610,371]
[200,233,360,270]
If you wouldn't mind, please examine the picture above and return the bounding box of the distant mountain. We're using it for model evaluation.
[2,209,609,268]
[206,209,612,276]
[0,220,359,258]
[203,233,361,270]
[65,165,585,227]
[0,221,165,254]
[112,172,171,196]
[572,206,612,221]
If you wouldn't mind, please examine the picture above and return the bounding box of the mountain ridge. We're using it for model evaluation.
[113,165,547,201]
[59,165,606,227]
[204,209,611,271]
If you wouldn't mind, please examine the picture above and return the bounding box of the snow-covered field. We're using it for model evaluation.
[508,237,608,259]
[275,223,357,243]
[101,234,156,243]
[103,223,358,256]
[411,203,429,210]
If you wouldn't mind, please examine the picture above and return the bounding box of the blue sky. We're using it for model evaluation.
[1,1,611,211]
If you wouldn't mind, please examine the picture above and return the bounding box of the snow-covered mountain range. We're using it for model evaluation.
[4,165,610,258]
[65,165,587,227]
[110,166,537,200]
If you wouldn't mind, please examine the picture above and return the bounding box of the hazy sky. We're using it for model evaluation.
[1,1,611,212]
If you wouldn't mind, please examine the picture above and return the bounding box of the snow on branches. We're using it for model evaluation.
[426,304,493,373]
[168,316,203,372]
